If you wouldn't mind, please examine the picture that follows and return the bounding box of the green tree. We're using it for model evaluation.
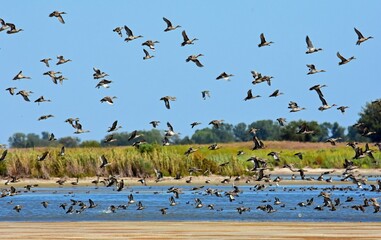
[191,128,219,144]
[355,101,381,142]
[58,136,80,147]
[191,124,235,144]
[329,122,346,140]
[8,133,27,148]
[280,120,329,142]
[248,120,281,140]
[233,122,249,141]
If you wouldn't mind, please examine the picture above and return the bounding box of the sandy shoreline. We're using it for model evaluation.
[4,168,380,187]
[0,221,380,239]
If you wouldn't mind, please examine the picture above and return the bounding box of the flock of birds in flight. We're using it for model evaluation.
[0,10,381,217]
[0,11,378,150]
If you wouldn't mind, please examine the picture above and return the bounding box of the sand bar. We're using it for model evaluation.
[1,222,381,240]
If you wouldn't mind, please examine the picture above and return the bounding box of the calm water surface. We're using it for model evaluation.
[1,180,381,222]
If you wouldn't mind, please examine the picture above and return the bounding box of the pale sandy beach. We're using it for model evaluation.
[1,222,381,240]
[5,168,380,187]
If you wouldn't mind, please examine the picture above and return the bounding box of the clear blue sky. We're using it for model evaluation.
[0,1,380,146]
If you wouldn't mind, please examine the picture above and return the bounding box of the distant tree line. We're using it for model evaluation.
[7,101,381,148]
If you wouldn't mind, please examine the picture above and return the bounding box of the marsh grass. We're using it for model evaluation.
[1,141,379,179]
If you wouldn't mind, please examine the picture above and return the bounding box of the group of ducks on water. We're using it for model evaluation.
[2,169,381,216]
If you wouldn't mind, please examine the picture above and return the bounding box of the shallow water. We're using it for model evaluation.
[1,182,381,222]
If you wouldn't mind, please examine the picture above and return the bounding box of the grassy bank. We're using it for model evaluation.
[0,141,379,179]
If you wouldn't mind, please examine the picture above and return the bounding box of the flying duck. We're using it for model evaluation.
[244,89,261,101]
[16,90,33,102]
[209,120,224,128]
[5,87,17,95]
[143,49,154,60]
[142,40,159,51]
[306,64,325,75]
[6,23,23,34]
[99,155,110,168]
[124,25,143,42]
[354,27,373,45]
[149,121,160,128]
[100,96,117,105]
[113,27,123,37]
[181,30,198,46]
[38,114,54,121]
[163,17,181,32]
[186,54,204,67]
[107,120,122,132]
[95,79,112,88]
[337,52,355,65]
[40,58,52,67]
[160,96,176,109]
[216,72,234,81]
[258,33,273,47]
[56,55,71,65]
[269,89,283,97]
[13,71,31,80]
[337,106,349,114]
[305,36,322,54]
[34,96,51,105]
[49,11,66,24]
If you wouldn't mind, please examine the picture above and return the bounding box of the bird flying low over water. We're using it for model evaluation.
[99,155,110,168]
[49,11,66,24]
